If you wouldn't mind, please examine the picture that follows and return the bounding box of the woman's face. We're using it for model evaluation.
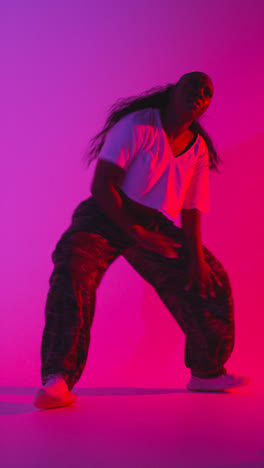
[171,73,214,120]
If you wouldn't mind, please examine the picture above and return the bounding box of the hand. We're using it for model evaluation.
[184,258,223,298]
[137,229,183,259]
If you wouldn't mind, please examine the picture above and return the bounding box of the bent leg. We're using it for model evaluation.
[122,220,235,378]
[41,196,137,391]
[41,231,120,391]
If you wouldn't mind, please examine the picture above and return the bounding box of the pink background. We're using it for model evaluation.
[1,0,263,389]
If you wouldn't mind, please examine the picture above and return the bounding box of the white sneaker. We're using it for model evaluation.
[187,372,251,392]
[33,375,77,409]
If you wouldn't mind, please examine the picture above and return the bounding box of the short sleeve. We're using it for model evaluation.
[98,114,138,170]
[181,145,210,212]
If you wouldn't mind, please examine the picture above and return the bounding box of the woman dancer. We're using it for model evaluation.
[34,71,250,409]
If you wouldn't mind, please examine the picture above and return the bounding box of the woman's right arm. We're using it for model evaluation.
[91,160,148,241]
[91,160,181,258]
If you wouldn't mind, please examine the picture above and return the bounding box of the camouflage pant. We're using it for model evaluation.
[41,196,234,391]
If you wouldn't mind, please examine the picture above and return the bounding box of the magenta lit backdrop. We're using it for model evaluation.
[0,0,263,389]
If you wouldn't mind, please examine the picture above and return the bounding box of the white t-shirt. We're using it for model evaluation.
[98,107,210,223]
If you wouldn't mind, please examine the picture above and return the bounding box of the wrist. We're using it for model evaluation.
[131,224,149,242]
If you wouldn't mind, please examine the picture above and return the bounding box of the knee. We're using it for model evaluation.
[51,235,72,265]
[216,263,232,297]
[203,249,233,297]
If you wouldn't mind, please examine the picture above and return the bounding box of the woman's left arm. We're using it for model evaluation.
[181,208,204,260]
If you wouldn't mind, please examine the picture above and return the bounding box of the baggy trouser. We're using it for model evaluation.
[40,197,234,391]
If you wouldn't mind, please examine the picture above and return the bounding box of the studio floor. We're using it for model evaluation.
[0,378,263,468]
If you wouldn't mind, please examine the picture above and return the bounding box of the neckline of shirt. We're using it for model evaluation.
[154,107,200,159]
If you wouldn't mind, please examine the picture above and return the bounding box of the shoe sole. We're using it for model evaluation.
[33,388,77,409]
[187,376,250,392]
